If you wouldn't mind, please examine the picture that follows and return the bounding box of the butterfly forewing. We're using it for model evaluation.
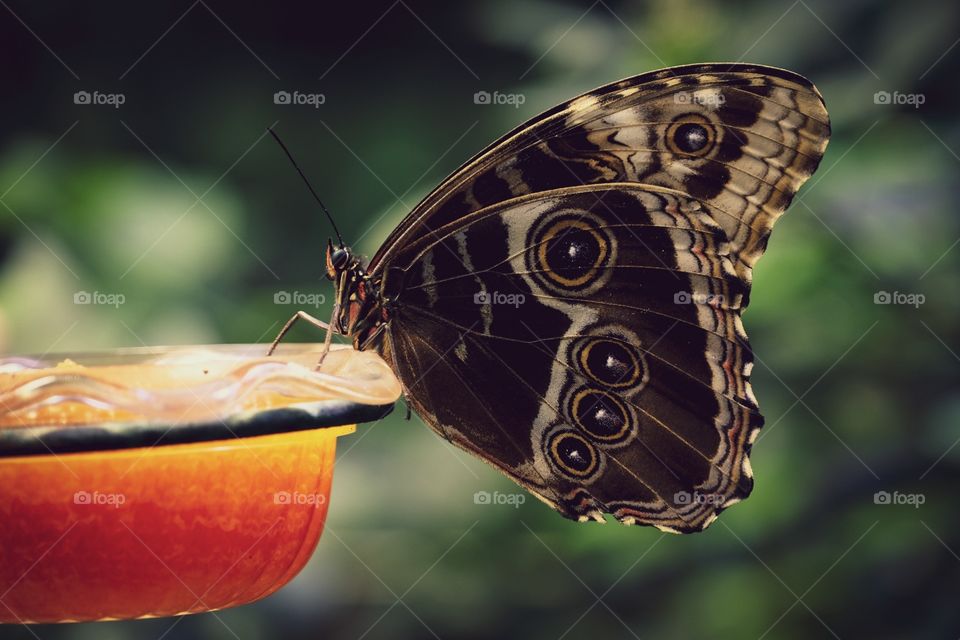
[370,63,829,283]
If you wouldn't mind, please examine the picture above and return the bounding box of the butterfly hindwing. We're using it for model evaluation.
[382,185,761,532]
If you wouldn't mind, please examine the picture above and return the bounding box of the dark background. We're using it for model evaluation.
[1,0,958,638]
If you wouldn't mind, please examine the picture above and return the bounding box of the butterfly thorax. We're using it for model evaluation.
[325,242,389,352]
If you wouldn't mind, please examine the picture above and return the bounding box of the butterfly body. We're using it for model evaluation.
[320,63,830,533]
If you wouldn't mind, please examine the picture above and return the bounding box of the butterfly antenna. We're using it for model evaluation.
[267,127,346,248]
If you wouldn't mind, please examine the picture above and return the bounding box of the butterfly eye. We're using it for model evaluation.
[325,246,351,280]
[330,248,350,270]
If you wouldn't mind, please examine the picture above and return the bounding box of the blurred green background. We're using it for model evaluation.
[1,0,958,638]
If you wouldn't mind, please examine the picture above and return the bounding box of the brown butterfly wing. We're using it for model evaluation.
[380,185,757,532]
[370,63,830,283]
[371,64,830,531]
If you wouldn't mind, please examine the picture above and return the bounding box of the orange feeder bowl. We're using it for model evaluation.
[0,344,400,623]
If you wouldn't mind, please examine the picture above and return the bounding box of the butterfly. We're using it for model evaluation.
[271,63,831,533]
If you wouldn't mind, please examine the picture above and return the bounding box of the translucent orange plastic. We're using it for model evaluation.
[0,426,349,622]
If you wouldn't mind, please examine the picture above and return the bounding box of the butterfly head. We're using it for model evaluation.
[325,239,353,280]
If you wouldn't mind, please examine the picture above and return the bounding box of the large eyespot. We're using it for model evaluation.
[546,428,601,479]
[526,210,615,295]
[539,219,607,287]
[665,115,716,158]
[569,388,633,444]
[575,338,644,389]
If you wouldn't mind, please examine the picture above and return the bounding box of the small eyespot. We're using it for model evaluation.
[577,338,643,389]
[547,430,599,479]
[665,117,716,157]
[570,389,632,443]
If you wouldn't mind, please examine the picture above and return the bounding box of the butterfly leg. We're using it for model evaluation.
[315,299,341,369]
[266,310,335,357]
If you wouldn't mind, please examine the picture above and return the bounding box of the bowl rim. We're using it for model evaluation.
[0,343,396,458]
[0,400,393,457]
